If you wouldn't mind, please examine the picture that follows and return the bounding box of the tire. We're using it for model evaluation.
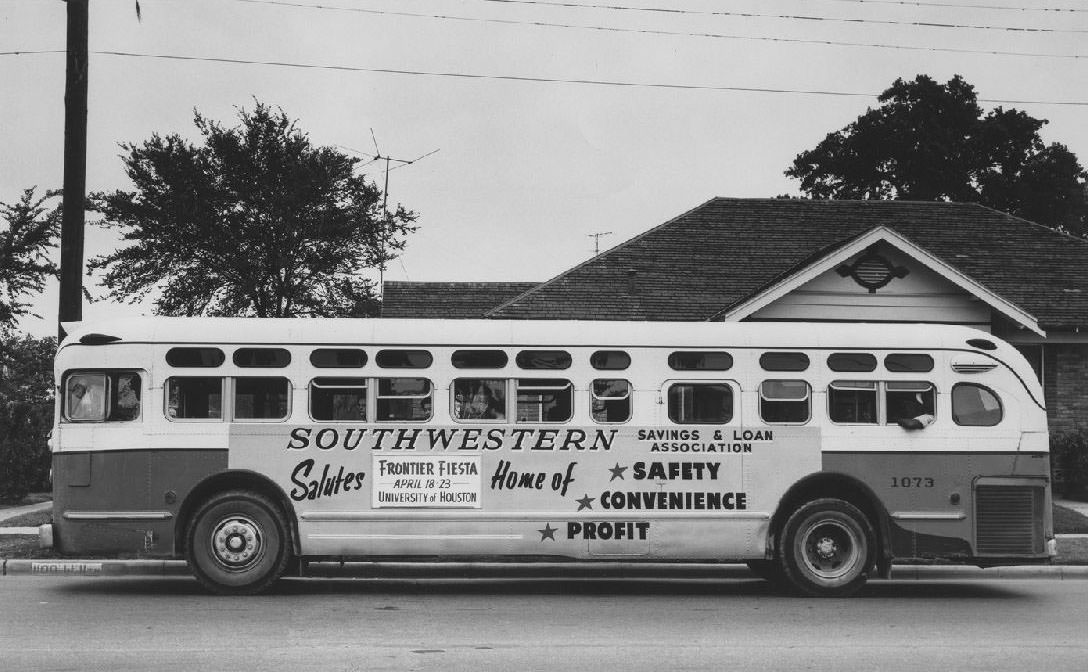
[779,498,873,598]
[186,490,291,596]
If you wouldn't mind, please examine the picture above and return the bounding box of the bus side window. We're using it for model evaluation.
[234,377,290,420]
[667,383,732,424]
[517,379,572,423]
[310,378,367,421]
[759,380,810,424]
[167,377,223,420]
[65,372,107,422]
[828,381,877,424]
[109,372,142,421]
[952,383,1003,426]
[885,382,935,426]
[592,379,631,423]
[376,378,433,421]
[453,378,507,421]
[64,371,142,423]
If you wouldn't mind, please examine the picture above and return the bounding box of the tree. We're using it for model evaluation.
[89,101,417,317]
[0,188,61,326]
[0,335,56,503]
[786,75,1088,236]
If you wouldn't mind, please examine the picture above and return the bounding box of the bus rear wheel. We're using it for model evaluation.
[186,490,291,595]
[779,498,873,598]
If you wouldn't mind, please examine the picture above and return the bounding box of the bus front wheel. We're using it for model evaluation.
[186,490,291,595]
[779,498,873,598]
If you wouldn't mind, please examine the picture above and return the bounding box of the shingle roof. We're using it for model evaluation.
[381,281,541,319]
[485,198,1088,330]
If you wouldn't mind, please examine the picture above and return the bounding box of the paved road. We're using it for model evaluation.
[1,573,1085,672]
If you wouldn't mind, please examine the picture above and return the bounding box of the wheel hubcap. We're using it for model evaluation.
[210,516,263,571]
[801,520,860,581]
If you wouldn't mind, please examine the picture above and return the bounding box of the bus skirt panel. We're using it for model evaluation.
[51,449,229,557]
[823,451,1052,562]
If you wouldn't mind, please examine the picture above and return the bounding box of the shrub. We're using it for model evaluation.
[0,334,55,503]
[1051,428,1088,499]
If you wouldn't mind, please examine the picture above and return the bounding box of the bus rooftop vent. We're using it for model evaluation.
[79,333,121,345]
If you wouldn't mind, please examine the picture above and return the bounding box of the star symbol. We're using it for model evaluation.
[608,463,628,481]
[538,523,557,541]
[576,494,595,511]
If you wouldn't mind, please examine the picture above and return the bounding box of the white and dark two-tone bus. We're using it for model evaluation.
[43,317,1055,595]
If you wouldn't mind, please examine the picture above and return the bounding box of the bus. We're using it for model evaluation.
[42,317,1055,596]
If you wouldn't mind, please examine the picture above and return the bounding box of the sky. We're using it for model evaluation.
[2,0,1086,338]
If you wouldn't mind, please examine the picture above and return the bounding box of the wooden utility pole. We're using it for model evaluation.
[59,0,88,341]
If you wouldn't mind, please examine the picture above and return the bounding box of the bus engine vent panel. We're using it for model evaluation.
[974,485,1044,556]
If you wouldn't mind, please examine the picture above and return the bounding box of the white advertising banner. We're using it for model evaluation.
[371,454,483,508]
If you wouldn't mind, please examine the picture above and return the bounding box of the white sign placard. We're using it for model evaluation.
[372,454,482,508]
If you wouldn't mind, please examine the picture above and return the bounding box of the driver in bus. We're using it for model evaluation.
[67,378,104,421]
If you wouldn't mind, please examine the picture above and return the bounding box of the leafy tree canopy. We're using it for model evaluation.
[0,188,60,327]
[89,101,417,317]
[786,75,1087,236]
[0,334,55,503]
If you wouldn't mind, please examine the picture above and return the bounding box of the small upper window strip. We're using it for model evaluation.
[516,350,572,370]
[234,348,291,368]
[452,350,508,369]
[668,351,732,371]
[759,352,810,372]
[884,353,934,373]
[310,348,367,368]
[166,347,225,368]
[590,350,631,371]
[376,349,433,369]
[827,353,877,372]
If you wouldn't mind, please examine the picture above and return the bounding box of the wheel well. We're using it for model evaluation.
[768,472,891,567]
[175,470,300,556]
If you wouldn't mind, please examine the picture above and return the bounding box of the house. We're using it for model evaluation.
[382,198,1088,432]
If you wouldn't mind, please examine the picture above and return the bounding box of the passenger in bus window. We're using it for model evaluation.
[110,373,141,421]
[67,376,105,421]
[889,389,935,430]
[457,380,505,420]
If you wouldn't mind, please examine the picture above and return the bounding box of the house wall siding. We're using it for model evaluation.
[748,242,990,327]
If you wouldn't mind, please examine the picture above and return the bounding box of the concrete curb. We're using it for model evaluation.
[5,559,1088,580]
[0,528,39,536]
[2,559,189,577]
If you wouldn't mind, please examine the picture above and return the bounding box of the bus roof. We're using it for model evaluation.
[60,316,1005,352]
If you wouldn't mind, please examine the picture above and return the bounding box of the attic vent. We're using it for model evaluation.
[836,247,909,293]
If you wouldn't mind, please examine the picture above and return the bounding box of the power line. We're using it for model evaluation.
[223,1,1088,60]
[471,0,1088,33]
[5,49,1087,105]
[31,50,1074,106]
[806,0,1087,13]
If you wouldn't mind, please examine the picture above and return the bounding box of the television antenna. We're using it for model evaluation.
[339,131,439,295]
[588,231,613,256]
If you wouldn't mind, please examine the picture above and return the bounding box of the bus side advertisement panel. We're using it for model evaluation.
[227,424,822,559]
